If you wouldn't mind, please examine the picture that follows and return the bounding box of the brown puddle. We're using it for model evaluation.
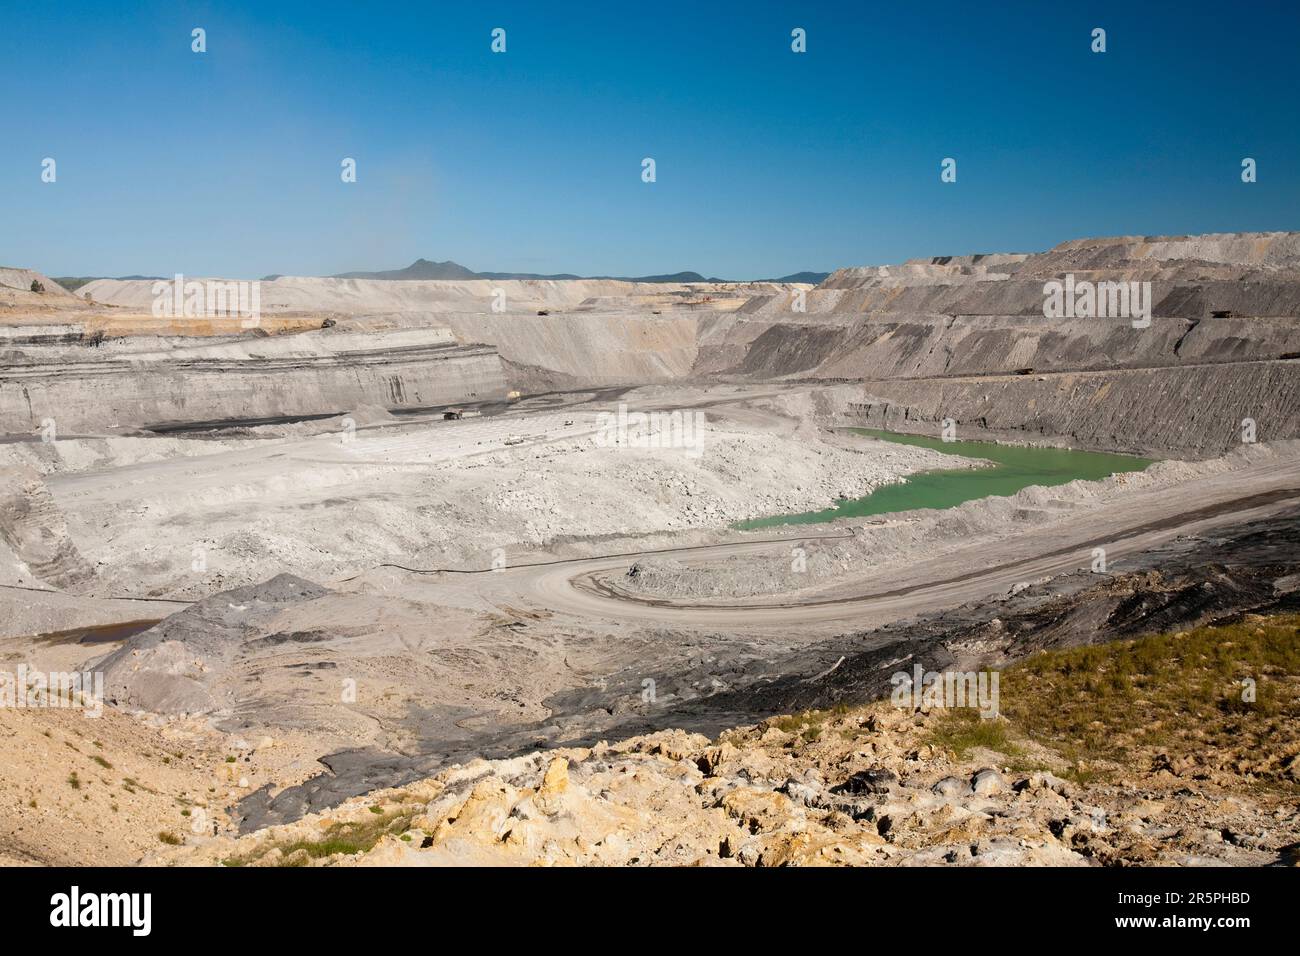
[33,619,160,646]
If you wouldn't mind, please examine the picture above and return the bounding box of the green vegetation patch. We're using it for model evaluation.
[222,809,419,867]
[927,614,1300,787]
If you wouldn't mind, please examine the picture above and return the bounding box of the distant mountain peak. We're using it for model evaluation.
[333,259,478,281]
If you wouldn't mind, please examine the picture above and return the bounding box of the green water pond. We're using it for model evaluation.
[735,428,1152,530]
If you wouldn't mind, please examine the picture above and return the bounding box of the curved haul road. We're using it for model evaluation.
[440,460,1300,630]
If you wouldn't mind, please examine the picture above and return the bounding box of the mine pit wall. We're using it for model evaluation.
[439,312,701,385]
[341,311,702,388]
[0,341,507,435]
[717,234,1300,456]
[696,313,1300,381]
[0,465,93,590]
[844,360,1300,458]
[814,314,1300,380]
[739,278,1300,320]
[695,312,1300,458]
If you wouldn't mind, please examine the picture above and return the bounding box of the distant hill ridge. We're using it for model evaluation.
[323,258,828,284]
[53,259,827,287]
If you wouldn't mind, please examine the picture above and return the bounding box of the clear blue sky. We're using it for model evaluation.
[2,0,1297,279]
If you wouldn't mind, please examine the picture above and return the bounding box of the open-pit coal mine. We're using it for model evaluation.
[3,232,1299,870]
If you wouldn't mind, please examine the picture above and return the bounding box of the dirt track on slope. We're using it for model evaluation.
[431,459,1300,630]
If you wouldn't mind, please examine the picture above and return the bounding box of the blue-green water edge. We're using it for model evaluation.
[735,428,1153,530]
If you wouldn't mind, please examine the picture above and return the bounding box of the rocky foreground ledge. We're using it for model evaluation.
[155,614,1300,868]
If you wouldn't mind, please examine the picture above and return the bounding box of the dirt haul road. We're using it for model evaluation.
[460,459,1300,630]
